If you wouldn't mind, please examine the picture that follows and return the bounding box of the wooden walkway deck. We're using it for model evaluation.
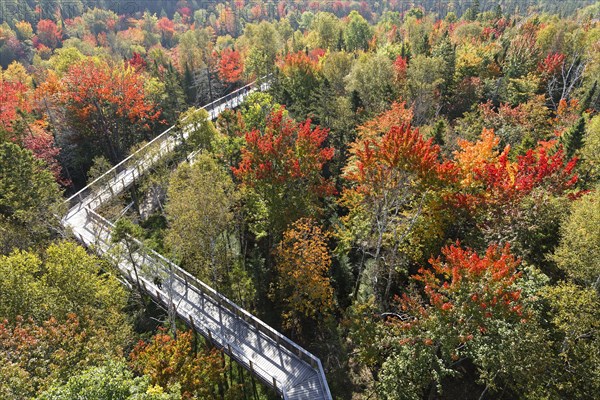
[61,80,332,400]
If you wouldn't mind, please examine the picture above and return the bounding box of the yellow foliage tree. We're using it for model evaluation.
[272,218,334,333]
[454,128,503,187]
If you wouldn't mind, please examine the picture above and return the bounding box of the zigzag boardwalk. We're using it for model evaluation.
[62,80,332,400]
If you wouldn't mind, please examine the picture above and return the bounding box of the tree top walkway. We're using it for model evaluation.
[62,79,332,400]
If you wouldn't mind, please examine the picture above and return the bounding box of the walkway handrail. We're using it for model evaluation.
[85,206,330,396]
[65,78,265,207]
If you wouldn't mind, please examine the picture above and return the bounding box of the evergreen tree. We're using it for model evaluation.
[183,64,196,105]
[432,31,456,98]
[464,0,480,21]
[562,116,586,158]
[161,64,187,124]
[430,119,446,147]
[494,4,503,19]
[580,81,598,113]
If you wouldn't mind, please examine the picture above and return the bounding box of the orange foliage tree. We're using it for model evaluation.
[340,121,453,304]
[451,128,578,209]
[355,101,413,140]
[0,80,31,134]
[1,79,66,185]
[453,128,502,189]
[404,242,525,326]
[56,59,162,162]
[378,243,530,392]
[218,48,244,83]
[156,17,175,45]
[272,218,334,333]
[449,128,579,269]
[129,329,227,399]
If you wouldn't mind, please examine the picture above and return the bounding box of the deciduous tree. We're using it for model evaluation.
[38,360,180,400]
[165,155,238,291]
[360,243,552,400]
[343,10,372,51]
[552,190,600,288]
[218,48,243,84]
[130,330,226,399]
[274,50,322,118]
[233,110,334,237]
[345,52,395,115]
[56,58,162,164]
[0,142,63,253]
[0,242,130,344]
[0,315,121,399]
[340,122,451,304]
[272,218,334,333]
[35,19,62,49]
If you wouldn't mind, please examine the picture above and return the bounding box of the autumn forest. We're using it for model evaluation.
[1,0,599,399]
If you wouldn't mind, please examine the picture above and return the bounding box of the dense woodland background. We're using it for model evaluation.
[1,1,599,399]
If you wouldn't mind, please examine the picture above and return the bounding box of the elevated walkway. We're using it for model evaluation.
[62,79,332,400]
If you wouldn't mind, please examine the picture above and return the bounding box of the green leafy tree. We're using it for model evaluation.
[404,55,445,124]
[214,109,246,171]
[274,50,322,118]
[239,92,279,132]
[311,12,342,50]
[0,242,130,342]
[0,142,63,254]
[345,53,395,115]
[175,107,218,153]
[244,21,282,78]
[321,51,353,95]
[165,155,238,291]
[343,11,372,52]
[542,283,600,398]
[552,190,600,288]
[37,360,180,400]
[581,115,600,183]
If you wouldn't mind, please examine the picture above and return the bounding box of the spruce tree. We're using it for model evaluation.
[562,116,586,158]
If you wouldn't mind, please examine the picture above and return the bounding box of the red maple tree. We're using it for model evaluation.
[218,48,244,83]
[57,59,162,161]
[233,110,335,233]
[0,80,31,133]
[475,145,578,205]
[344,123,452,192]
[35,19,62,49]
[234,109,334,194]
[412,242,523,318]
[21,121,69,186]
